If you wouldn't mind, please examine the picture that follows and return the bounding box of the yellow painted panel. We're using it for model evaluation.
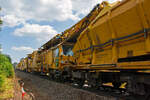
[111,5,143,38]
[45,50,53,66]
[110,0,137,18]
[118,40,146,58]
[93,48,112,64]
[90,16,112,45]
[32,51,39,69]
[77,29,92,64]
[143,0,150,26]
[72,41,81,53]
[78,29,91,49]
[79,36,91,50]
[78,50,92,64]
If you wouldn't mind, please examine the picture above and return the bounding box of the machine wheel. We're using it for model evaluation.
[49,74,54,80]
[146,94,150,100]
[112,82,121,89]
[78,79,85,88]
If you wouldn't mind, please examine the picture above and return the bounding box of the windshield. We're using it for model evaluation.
[53,48,59,57]
[62,45,74,56]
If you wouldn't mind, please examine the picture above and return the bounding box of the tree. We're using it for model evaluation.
[0,54,14,78]
[0,44,2,54]
[0,7,2,25]
[5,54,12,63]
[0,8,3,53]
[0,7,2,31]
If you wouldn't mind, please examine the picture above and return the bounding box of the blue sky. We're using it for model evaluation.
[0,0,117,63]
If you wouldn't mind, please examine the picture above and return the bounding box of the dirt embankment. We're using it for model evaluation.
[14,73,34,100]
[15,70,118,100]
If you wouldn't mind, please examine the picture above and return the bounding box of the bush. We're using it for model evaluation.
[0,62,14,78]
[0,74,5,87]
[0,54,10,63]
[0,54,14,88]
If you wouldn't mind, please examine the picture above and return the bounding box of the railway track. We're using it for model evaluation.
[17,70,147,100]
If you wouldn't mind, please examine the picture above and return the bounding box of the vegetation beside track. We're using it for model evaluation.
[0,54,15,99]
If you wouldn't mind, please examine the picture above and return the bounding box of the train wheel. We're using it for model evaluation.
[146,94,150,100]
[145,85,150,100]
[124,96,136,100]
[49,74,54,80]
[74,78,85,88]
[78,79,85,88]
[90,82,100,90]
[112,82,121,89]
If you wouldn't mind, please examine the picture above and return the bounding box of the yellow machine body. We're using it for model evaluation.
[16,0,150,95]
[73,0,150,70]
[19,58,28,71]
[43,44,74,72]
[31,51,41,72]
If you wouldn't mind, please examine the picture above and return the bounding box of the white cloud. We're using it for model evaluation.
[71,0,101,16]
[14,23,57,43]
[71,0,120,16]
[0,48,3,52]
[11,46,35,53]
[1,0,118,24]
[11,46,35,62]
[1,0,79,22]
[1,15,25,27]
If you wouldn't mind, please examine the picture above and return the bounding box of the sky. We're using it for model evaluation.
[0,0,117,63]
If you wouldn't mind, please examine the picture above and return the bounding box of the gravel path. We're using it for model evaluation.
[15,70,119,100]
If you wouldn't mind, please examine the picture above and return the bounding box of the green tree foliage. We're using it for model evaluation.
[0,7,2,31]
[0,74,5,88]
[5,55,12,63]
[0,54,14,88]
[0,19,2,25]
[0,54,14,77]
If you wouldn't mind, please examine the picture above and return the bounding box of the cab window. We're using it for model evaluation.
[53,48,59,57]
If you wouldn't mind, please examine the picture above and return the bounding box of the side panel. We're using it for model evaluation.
[77,29,92,64]
[51,47,60,70]
[88,0,150,65]
[90,13,113,64]
[111,0,146,58]
[45,50,53,68]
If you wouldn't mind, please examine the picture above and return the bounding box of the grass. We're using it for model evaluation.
[0,54,14,78]
[0,54,15,99]
[0,78,14,99]
[0,74,5,88]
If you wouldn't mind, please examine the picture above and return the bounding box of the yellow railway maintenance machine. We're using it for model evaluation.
[16,58,25,70]
[30,51,41,72]
[37,3,104,78]
[17,0,150,97]
[72,0,150,96]
[40,41,74,81]
[17,57,28,71]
